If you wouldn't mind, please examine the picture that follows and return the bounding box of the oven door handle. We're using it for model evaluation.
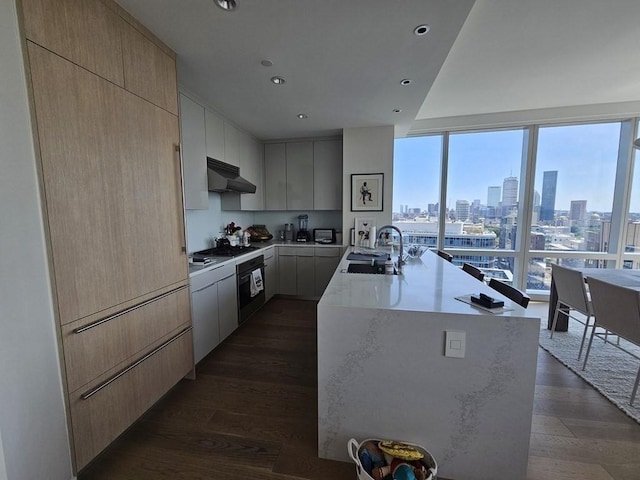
[238,266,264,284]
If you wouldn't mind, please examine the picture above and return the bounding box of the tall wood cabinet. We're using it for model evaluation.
[19,0,191,472]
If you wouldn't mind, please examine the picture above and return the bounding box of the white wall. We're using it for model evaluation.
[342,126,395,242]
[0,2,73,479]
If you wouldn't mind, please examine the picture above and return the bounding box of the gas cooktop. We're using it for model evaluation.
[193,245,260,260]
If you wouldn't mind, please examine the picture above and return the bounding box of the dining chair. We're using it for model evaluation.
[549,264,593,359]
[582,276,640,406]
[462,263,485,282]
[488,278,530,308]
[437,250,453,262]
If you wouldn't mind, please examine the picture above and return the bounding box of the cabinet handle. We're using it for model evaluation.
[80,326,192,400]
[73,285,188,334]
[175,142,188,253]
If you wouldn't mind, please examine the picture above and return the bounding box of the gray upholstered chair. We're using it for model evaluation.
[549,264,593,359]
[582,276,640,406]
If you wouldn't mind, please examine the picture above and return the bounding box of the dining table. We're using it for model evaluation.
[547,267,640,330]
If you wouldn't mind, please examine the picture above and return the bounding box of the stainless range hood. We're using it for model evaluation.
[207,157,256,194]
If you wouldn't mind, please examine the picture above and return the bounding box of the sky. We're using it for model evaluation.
[393,122,639,214]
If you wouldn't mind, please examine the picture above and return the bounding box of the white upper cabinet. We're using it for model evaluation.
[223,122,240,167]
[313,140,343,210]
[205,109,225,161]
[179,93,208,210]
[264,143,287,210]
[286,141,314,211]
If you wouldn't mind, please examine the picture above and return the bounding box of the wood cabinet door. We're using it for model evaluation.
[121,22,178,114]
[315,255,340,296]
[179,94,208,210]
[28,43,187,325]
[21,0,124,86]
[264,143,287,210]
[313,140,343,210]
[286,142,314,210]
[62,286,190,393]
[69,328,193,470]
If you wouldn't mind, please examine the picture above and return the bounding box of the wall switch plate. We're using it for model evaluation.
[445,331,466,358]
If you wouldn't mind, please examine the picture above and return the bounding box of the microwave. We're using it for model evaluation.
[313,228,336,244]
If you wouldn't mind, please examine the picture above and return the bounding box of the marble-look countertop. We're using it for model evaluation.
[317,247,541,480]
[188,241,344,277]
[320,247,539,319]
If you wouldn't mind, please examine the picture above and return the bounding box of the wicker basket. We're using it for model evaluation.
[347,438,437,480]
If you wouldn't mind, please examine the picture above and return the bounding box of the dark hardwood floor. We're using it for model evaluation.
[79,299,640,480]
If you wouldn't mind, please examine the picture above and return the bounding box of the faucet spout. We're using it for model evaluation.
[378,225,404,269]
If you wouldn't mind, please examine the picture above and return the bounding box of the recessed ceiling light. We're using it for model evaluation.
[393,109,402,113]
[261,59,273,67]
[297,113,308,119]
[270,76,286,85]
[213,0,237,11]
[400,79,412,86]
[413,24,430,36]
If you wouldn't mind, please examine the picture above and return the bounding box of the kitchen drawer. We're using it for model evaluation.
[62,286,191,393]
[262,245,275,260]
[278,246,313,256]
[314,247,341,257]
[69,327,193,470]
[190,262,235,292]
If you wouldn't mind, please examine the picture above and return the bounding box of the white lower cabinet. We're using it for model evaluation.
[276,246,342,297]
[190,263,237,363]
[263,246,278,301]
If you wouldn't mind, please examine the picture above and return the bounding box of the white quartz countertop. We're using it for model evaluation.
[188,241,343,277]
[319,247,539,318]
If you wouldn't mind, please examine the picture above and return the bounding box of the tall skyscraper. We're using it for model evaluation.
[502,176,518,208]
[487,186,501,208]
[540,170,558,222]
[570,200,587,224]
[456,200,470,222]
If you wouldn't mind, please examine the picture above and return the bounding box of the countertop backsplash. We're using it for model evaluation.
[185,193,343,253]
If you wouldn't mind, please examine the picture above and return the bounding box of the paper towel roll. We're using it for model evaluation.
[369,226,377,248]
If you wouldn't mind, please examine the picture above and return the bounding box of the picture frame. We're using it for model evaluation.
[354,217,376,247]
[351,173,383,211]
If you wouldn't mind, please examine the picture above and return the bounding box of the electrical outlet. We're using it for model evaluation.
[445,331,466,358]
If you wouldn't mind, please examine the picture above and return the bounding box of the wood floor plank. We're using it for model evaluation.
[77,298,640,480]
[527,455,616,480]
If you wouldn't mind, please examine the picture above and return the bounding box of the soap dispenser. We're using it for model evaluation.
[385,254,394,275]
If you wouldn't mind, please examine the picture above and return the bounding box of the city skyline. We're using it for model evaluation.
[393,122,639,214]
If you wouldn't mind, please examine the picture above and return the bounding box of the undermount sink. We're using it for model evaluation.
[346,263,398,275]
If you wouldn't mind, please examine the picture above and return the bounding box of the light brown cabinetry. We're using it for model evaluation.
[28,42,187,324]
[121,22,178,114]
[19,0,190,472]
[21,0,124,86]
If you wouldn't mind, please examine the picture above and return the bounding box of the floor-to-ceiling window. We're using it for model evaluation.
[527,122,621,290]
[393,135,442,256]
[394,118,637,297]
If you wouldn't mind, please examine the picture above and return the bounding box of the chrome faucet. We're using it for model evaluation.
[378,225,404,269]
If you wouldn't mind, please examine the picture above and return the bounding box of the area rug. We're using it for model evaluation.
[538,319,640,424]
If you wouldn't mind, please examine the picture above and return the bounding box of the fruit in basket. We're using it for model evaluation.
[378,440,424,461]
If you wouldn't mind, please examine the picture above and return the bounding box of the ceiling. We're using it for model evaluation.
[114,0,475,140]
[417,0,640,122]
[114,0,640,141]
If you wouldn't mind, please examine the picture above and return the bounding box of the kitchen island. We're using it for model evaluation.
[317,249,540,480]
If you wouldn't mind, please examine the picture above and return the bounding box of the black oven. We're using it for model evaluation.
[237,254,265,323]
